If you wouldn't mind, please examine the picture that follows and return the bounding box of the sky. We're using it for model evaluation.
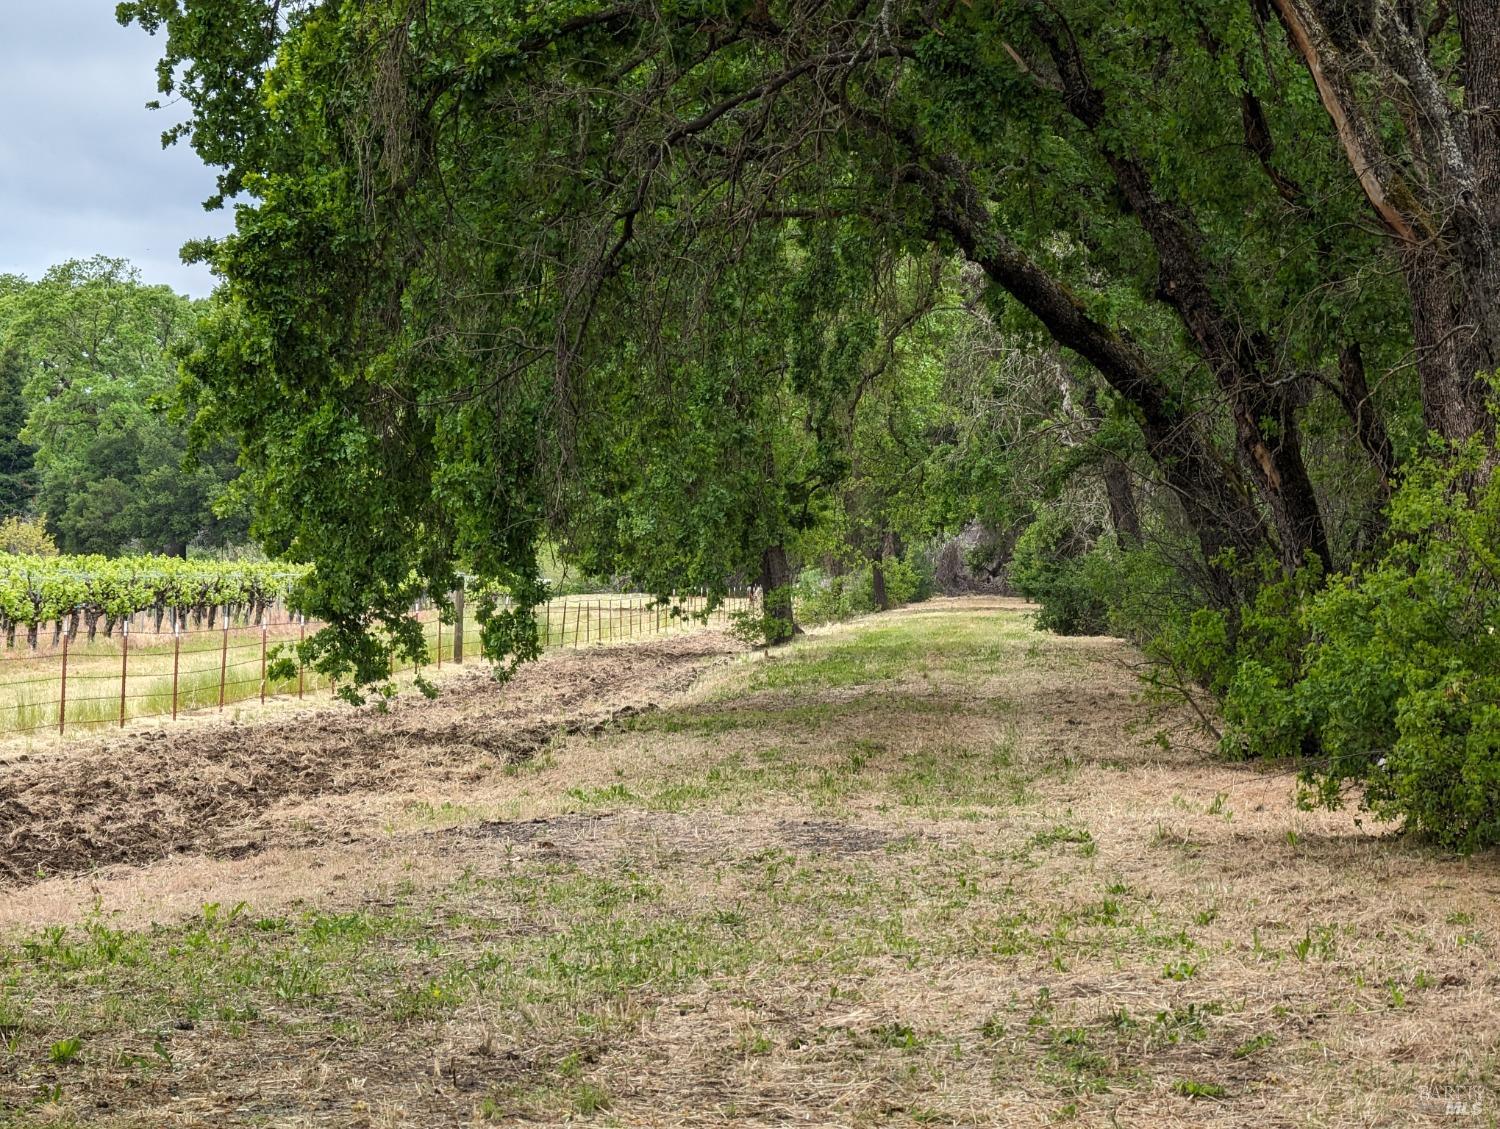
[0,1,234,298]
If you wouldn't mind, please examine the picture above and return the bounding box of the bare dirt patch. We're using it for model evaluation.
[0,632,741,886]
[451,810,898,863]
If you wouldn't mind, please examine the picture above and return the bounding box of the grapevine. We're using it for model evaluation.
[0,554,311,645]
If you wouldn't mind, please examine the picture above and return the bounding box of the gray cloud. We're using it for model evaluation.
[0,1,234,297]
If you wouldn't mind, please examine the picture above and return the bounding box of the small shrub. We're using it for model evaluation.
[1126,433,1500,851]
[1009,513,1114,636]
[1172,1079,1226,1100]
[1221,441,1500,850]
[728,587,797,647]
[791,549,934,627]
[882,553,935,606]
[0,514,57,556]
[793,568,875,625]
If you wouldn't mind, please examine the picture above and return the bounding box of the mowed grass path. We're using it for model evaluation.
[1,601,1497,1127]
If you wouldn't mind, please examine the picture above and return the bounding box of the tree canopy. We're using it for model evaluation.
[0,257,249,556]
[117,0,1500,843]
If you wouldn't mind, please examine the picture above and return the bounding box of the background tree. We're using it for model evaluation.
[0,347,38,516]
[560,227,948,637]
[0,258,248,556]
[0,514,57,556]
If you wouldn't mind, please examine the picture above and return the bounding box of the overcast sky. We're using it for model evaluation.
[0,1,234,297]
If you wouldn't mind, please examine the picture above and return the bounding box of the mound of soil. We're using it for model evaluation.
[0,633,740,887]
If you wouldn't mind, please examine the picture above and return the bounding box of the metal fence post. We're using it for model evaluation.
[452,584,465,664]
[58,627,68,736]
[118,620,129,728]
[298,615,306,699]
[218,607,229,711]
[260,615,268,704]
[171,615,181,720]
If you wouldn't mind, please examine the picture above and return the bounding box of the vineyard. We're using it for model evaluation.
[0,554,749,737]
[0,554,308,647]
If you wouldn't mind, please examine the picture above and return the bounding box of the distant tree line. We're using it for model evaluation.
[0,258,248,557]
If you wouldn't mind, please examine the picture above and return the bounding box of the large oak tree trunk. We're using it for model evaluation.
[917,153,1267,608]
[1274,0,1500,447]
[1039,17,1330,573]
[1459,1,1500,228]
[1102,458,1141,546]
[758,544,800,640]
[1405,248,1476,442]
[871,530,897,611]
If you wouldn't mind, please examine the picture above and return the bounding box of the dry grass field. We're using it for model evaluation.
[0,595,737,738]
[0,598,1496,1127]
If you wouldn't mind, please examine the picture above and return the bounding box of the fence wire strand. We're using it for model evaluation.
[0,594,750,738]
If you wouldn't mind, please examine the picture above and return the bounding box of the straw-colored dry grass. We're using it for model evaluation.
[0,598,1496,1127]
[0,595,741,738]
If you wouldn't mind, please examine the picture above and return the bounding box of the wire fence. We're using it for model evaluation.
[0,591,755,739]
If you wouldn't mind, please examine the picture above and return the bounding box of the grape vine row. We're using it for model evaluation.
[0,554,310,644]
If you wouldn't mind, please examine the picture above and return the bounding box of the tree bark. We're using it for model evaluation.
[758,543,799,640]
[1458,0,1500,229]
[916,153,1266,607]
[871,530,894,611]
[1102,458,1142,545]
[1039,16,1330,573]
[1273,0,1500,445]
